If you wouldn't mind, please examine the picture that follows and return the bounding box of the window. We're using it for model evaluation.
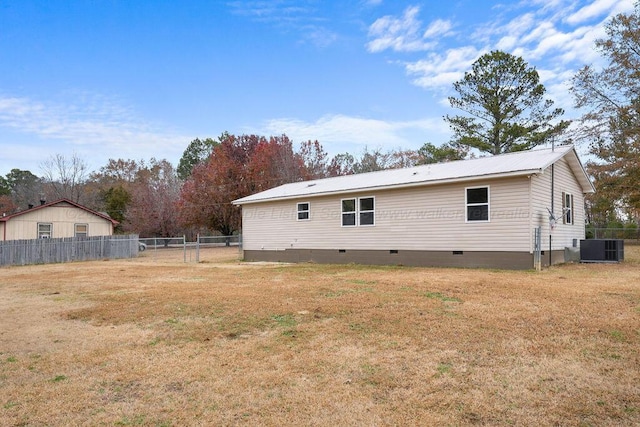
[342,197,375,227]
[359,197,375,226]
[342,199,356,226]
[38,223,52,239]
[466,187,489,222]
[297,202,310,221]
[75,223,88,237]
[562,192,574,224]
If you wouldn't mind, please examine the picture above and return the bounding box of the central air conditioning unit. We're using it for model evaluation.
[580,239,624,263]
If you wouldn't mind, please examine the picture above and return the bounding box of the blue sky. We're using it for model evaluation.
[0,0,634,177]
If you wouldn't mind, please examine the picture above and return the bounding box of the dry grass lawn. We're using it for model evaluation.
[1,246,639,426]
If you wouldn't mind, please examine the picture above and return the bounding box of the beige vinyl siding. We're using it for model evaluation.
[550,158,586,248]
[529,158,586,250]
[530,167,552,250]
[242,176,533,252]
[2,205,113,240]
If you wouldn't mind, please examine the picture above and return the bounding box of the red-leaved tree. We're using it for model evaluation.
[124,159,182,239]
[178,134,313,235]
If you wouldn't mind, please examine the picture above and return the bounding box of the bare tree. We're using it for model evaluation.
[40,153,89,203]
[125,159,182,239]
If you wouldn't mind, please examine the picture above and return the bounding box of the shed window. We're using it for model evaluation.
[297,202,310,221]
[38,223,52,239]
[466,187,489,222]
[562,192,574,224]
[75,223,88,237]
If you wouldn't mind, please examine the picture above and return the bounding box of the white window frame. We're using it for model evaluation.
[341,196,375,227]
[465,186,490,223]
[359,196,375,226]
[297,202,310,221]
[562,192,574,225]
[341,198,357,227]
[38,223,52,239]
[75,223,88,237]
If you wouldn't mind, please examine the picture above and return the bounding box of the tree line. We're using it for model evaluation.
[0,136,470,238]
[1,3,638,236]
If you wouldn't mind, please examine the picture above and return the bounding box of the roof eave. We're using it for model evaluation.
[558,147,595,194]
[233,169,542,205]
[0,198,119,224]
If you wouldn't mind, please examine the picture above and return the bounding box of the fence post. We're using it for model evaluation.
[196,234,200,263]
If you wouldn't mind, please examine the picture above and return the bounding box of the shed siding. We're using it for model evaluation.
[529,158,586,250]
[242,177,533,252]
[3,205,113,240]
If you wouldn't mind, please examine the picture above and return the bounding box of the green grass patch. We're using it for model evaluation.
[425,291,462,303]
[323,286,374,298]
[608,330,626,342]
[3,401,19,409]
[51,375,67,382]
[218,314,271,338]
[271,314,297,328]
[348,322,372,334]
[115,414,147,426]
[349,279,377,285]
[271,314,299,337]
[436,362,453,376]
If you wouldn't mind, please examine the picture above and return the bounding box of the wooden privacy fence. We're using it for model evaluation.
[0,235,139,267]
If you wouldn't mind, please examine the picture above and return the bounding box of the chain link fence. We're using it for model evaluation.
[194,235,242,263]
[587,227,640,241]
[136,235,241,263]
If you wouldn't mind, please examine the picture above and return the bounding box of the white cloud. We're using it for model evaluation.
[227,1,339,48]
[0,94,189,172]
[566,0,624,24]
[370,0,634,99]
[528,0,571,13]
[301,26,339,48]
[423,19,454,39]
[255,114,448,151]
[496,35,518,51]
[227,1,315,22]
[405,46,483,89]
[367,6,438,53]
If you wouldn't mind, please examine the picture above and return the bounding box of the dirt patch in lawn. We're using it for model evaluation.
[1,246,639,426]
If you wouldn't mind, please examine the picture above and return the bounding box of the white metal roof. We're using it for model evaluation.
[234,144,594,205]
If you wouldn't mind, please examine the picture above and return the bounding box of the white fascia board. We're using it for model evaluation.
[233,169,542,205]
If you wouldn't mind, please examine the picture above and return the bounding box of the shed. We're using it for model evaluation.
[0,198,118,241]
[233,145,594,269]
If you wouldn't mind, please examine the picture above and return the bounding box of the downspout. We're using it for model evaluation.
[549,140,555,267]
[528,175,533,254]
[550,163,554,266]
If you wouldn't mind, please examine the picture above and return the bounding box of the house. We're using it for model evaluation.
[233,145,595,270]
[0,198,118,241]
